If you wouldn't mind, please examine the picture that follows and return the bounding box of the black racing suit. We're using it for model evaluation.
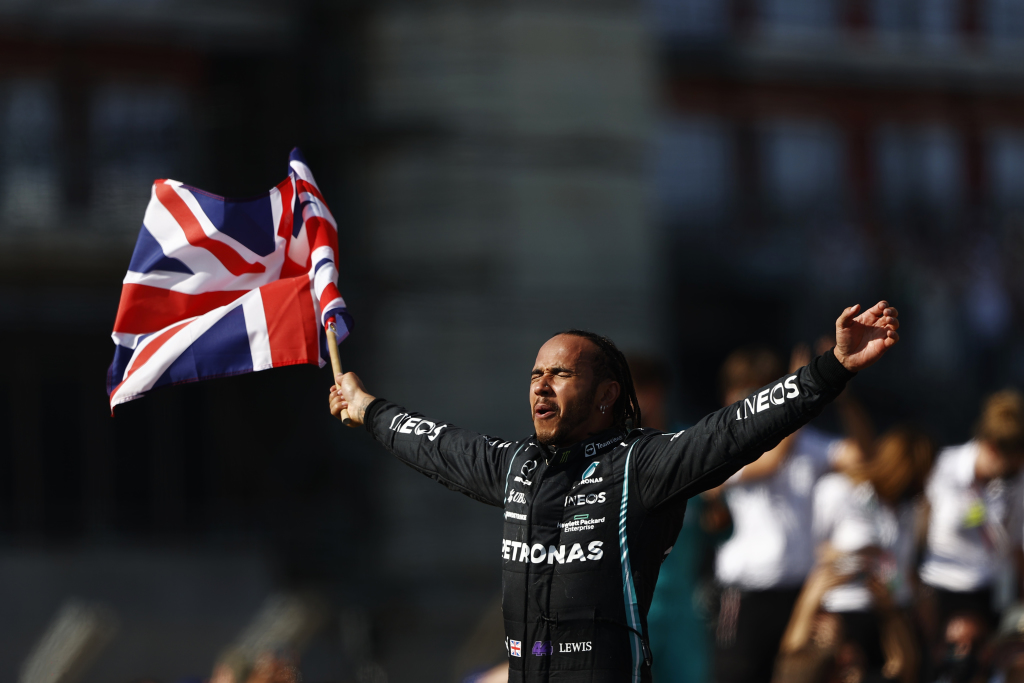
[362,350,855,682]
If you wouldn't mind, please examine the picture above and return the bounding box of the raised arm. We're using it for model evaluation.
[329,372,512,507]
[634,301,899,510]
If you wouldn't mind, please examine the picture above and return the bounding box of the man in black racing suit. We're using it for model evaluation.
[329,301,900,682]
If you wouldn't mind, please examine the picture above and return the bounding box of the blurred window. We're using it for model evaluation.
[918,0,959,49]
[91,83,187,235]
[871,0,916,38]
[985,0,1024,48]
[988,129,1024,209]
[0,80,59,231]
[760,120,844,215]
[871,0,960,48]
[655,117,734,226]
[757,0,839,36]
[875,123,963,216]
[646,0,729,39]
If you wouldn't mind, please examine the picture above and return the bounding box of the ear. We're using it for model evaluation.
[597,379,621,408]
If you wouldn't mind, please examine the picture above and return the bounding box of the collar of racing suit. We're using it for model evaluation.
[538,428,627,468]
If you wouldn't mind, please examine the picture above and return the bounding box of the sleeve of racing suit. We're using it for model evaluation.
[633,349,856,511]
[363,399,511,508]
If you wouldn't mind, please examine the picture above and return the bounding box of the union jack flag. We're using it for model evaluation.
[107,148,352,411]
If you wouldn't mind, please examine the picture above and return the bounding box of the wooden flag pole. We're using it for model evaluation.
[326,319,353,426]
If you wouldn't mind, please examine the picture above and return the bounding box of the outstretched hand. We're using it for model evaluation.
[834,301,900,372]
[329,372,376,427]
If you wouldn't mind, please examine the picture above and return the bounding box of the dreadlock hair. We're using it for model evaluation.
[555,329,642,432]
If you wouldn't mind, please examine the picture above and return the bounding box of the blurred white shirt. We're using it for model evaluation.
[813,472,917,612]
[716,426,841,590]
[920,441,1023,592]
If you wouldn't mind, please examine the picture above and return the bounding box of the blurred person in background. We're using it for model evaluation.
[783,425,936,683]
[209,650,301,683]
[988,602,1024,683]
[706,341,871,683]
[919,390,1024,682]
[329,302,899,681]
[634,355,714,683]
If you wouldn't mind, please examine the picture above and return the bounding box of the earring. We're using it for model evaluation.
[600,405,606,414]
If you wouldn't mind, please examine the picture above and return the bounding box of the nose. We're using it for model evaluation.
[533,375,553,396]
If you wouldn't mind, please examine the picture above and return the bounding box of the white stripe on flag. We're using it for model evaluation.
[290,161,319,190]
[266,185,287,280]
[298,191,337,229]
[138,182,285,294]
[319,297,347,328]
[169,181,269,264]
[313,262,337,302]
[287,220,309,268]
[309,275,327,369]
[310,245,335,269]
[243,291,274,371]
[144,183,234,283]
[110,293,252,407]
[122,269,194,290]
[111,331,147,351]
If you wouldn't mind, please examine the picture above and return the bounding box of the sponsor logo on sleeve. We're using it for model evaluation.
[505,510,527,521]
[502,539,603,563]
[532,641,553,656]
[509,639,522,657]
[735,375,800,421]
[388,413,448,441]
[507,490,526,505]
[558,641,593,653]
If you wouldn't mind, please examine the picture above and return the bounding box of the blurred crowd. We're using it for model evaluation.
[637,343,1024,683]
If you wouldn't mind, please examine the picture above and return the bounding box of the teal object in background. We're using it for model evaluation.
[647,494,712,682]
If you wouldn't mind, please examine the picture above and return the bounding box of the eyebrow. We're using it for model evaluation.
[532,365,575,376]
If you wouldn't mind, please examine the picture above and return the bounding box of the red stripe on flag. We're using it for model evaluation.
[307,216,337,253]
[111,318,192,399]
[296,179,327,204]
[260,276,320,366]
[276,177,294,241]
[319,281,342,312]
[113,284,244,334]
[155,182,266,276]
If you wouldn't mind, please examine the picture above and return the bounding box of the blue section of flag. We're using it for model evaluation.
[190,192,277,257]
[106,344,136,395]
[153,306,253,388]
[129,225,193,274]
[294,197,308,237]
[289,147,309,167]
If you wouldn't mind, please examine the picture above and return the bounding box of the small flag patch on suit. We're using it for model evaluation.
[510,640,521,657]
[106,148,352,411]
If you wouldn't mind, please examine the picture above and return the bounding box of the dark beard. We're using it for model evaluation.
[536,384,597,447]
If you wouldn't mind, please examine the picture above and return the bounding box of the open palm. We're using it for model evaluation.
[834,301,900,372]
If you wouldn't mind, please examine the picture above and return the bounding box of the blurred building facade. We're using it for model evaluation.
[651,0,1024,435]
[1,0,1024,680]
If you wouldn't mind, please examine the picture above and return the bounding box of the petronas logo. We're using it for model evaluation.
[581,462,598,480]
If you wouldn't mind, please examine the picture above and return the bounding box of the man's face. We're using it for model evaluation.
[530,335,601,446]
